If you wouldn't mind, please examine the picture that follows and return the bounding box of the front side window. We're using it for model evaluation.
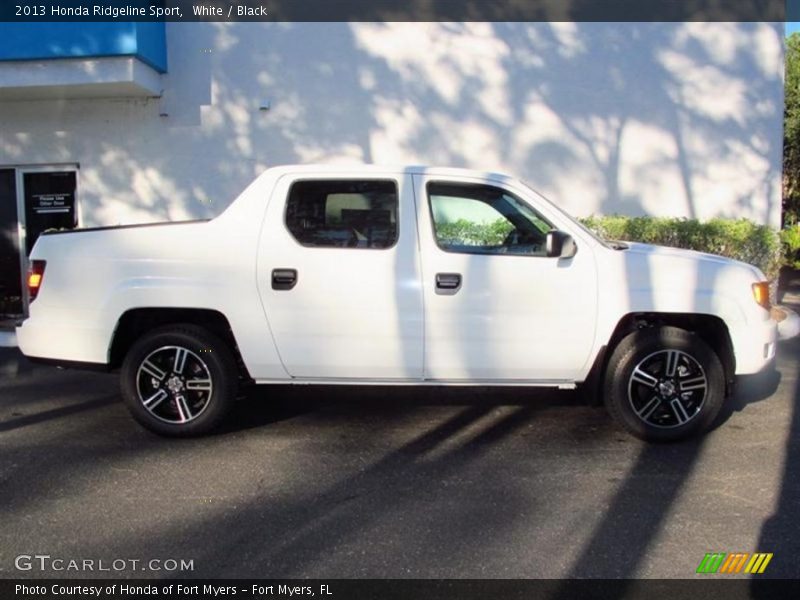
[286,180,398,249]
[427,182,553,256]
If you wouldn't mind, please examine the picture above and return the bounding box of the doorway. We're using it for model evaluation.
[0,165,78,318]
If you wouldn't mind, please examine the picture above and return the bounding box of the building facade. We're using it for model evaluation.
[0,21,785,315]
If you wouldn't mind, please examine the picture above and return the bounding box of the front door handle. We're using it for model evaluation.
[272,268,297,290]
[435,272,461,295]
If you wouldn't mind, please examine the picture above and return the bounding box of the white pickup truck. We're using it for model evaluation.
[17,165,778,441]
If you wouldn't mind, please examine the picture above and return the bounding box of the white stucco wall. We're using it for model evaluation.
[0,22,785,227]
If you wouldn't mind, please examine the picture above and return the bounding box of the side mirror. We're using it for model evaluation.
[546,230,577,258]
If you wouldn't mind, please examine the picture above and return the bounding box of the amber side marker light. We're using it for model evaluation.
[752,281,771,310]
[27,260,46,302]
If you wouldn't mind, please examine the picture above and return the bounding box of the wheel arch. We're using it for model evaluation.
[583,312,735,404]
[109,308,252,381]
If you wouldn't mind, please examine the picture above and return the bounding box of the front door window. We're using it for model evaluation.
[427,182,553,256]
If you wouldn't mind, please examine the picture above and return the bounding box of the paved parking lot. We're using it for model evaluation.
[1,308,798,580]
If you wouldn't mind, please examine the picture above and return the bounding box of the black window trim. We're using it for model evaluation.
[283,177,401,251]
[425,180,556,258]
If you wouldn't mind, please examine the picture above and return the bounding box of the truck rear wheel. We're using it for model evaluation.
[120,325,238,436]
[604,326,725,442]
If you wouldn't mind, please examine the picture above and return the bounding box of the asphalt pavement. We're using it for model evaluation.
[1,304,798,580]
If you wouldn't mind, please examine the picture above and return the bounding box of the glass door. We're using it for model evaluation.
[22,170,78,255]
[0,165,79,317]
[0,169,23,317]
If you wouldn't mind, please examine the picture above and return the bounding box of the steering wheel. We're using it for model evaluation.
[502,228,544,254]
[502,229,521,247]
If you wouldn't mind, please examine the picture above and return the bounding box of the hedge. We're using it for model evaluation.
[436,219,513,247]
[579,216,785,281]
[782,224,800,269]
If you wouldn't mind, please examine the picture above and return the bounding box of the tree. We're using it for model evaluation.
[784,33,800,226]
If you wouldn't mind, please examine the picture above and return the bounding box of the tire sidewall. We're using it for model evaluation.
[605,327,725,442]
[120,326,236,437]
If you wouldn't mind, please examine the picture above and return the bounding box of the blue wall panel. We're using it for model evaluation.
[0,23,167,72]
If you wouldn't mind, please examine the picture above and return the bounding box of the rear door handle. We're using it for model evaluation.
[272,268,297,290]
[435,272,461,295]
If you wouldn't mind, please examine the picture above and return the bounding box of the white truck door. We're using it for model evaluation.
[257,173,424,380]
[413,175,599,382]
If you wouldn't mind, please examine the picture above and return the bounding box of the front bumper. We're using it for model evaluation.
[775,306,800,341]
[730,317,778,375]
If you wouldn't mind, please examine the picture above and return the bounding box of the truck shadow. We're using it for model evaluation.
[220,384,584,434]
[711,364,782,432]
[222,358,782,436]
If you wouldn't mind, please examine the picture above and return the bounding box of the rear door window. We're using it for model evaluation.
[285,180,398,249]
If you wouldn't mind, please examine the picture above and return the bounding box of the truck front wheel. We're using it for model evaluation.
[604,326,725,442]
[120,325,238,436]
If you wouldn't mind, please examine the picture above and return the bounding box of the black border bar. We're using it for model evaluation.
[4,579,800,600]
[1,0,788,22]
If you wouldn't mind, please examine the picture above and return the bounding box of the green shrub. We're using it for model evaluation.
[436,219,513,247]
[782,224,800,269]
[579,215,784,281]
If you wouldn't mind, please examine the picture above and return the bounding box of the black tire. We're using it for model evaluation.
[604,326,725,442]
[120,325,238,437]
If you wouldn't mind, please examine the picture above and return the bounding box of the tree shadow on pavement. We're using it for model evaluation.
[550,437,705,591]
[176,401,549,578]
[752,335,800,587]
[0,394,117,433]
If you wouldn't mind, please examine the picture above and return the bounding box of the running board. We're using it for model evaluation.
[253,378,579,389]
